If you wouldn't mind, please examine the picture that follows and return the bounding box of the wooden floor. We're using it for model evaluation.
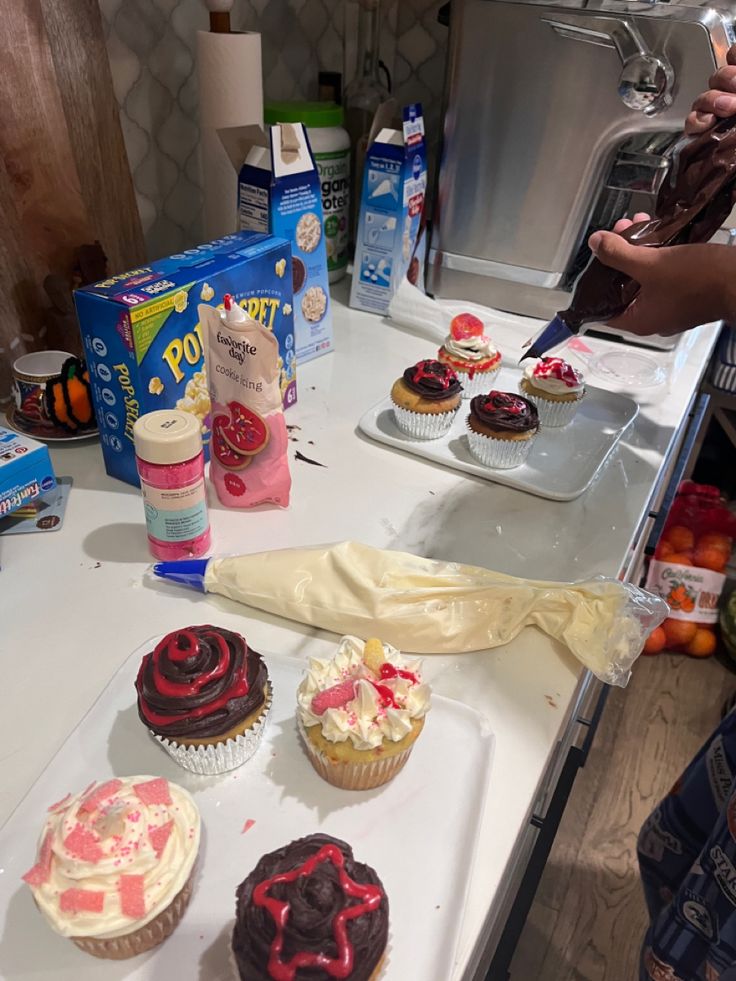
[509,651,736,981]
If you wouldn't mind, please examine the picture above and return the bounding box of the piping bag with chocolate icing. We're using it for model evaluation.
[520,114,736,361]
[152,541,667,686]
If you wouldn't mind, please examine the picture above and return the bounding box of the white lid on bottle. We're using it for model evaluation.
[223,293,248,326]
[133,410,203,465]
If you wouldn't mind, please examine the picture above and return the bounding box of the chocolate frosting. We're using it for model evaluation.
[402,359,462,400]
[232,834,388,981]
[135,625,268,739]
[470,391,539,433]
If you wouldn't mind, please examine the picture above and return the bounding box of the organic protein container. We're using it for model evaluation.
[133,409,211,560]
[265,102,350,283]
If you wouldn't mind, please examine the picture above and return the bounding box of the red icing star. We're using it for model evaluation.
[253,843,383,981]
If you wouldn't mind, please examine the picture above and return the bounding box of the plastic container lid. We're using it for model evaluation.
[264,101,344,128]
[133,410,203,465]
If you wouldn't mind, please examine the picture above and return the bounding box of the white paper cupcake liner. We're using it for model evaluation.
[152,688,272,775]
[465,423,536,469]
[520,386,584,428]
[454,364,501,399]
[298,717,415,790]
[391,401,458,440]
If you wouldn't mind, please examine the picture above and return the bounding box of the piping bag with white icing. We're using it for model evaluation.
[152,541,667,686]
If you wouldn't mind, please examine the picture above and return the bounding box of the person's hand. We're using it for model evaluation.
[685,44,736,135]
[588,217,736,336]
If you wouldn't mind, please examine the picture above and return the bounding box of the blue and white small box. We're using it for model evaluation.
[0,427,57,519]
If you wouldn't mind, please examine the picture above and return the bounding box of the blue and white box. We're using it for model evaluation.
[0,427,57,519]
[350,104,427,315]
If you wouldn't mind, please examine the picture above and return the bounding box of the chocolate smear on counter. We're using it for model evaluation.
[295,450,326,467]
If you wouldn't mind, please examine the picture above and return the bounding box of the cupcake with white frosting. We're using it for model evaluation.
[519,356,586,427]
[296,636,430,790]
[437,312,502,399]
[22,776,200,959]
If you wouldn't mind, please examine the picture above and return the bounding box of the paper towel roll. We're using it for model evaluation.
[197,30,263,240]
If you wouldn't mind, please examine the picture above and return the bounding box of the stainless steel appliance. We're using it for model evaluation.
[428,0,736,346]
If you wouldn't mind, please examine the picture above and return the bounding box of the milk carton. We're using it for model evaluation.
[350,104,427,315]
[219,123,334,364]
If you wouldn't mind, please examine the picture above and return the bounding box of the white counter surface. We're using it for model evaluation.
[0,286,720,978]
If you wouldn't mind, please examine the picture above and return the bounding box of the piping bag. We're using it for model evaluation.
[521,114,736,361]
[153,541,667,686]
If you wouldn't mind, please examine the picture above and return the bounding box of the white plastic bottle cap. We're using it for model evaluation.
[133,410,203,465]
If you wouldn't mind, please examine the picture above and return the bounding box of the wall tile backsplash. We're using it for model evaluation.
[98,0,448,260]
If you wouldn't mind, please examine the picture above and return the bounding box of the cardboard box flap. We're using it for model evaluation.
[218,123,269,174]
[270,123,315,178]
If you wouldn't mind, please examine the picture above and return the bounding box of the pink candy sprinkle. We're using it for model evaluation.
[47,793,72,813]
[241,819,256,834]
[311,679,357,716]
[63,824,104,864]
[119,874,146,919]
[149,820,174,859]
[133,778,172,807]
[79,779,124,814]
[60,888,104,914]
[22,831,54,886]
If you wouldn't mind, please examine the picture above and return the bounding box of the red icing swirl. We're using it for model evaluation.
[532,357,583,388]
[402,359,462,400]
[470,391,539,433]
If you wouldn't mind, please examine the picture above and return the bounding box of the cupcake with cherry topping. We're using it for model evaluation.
[466,391,539,469]
[520,357,586,427]
[297,636,430,790]
[22,776,200,960]
[232,833,388,981]
[135,625,271,775]
[389,359,462,440]
[437,312,502,398]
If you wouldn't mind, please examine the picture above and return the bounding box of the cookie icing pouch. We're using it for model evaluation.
[200,297,291,508]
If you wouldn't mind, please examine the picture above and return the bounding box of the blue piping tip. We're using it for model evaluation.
[519,315,574,363]
[153,558,210,592]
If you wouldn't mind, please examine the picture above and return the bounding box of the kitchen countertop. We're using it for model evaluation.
[0,283,721,978]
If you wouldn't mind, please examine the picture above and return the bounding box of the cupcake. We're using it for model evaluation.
[437,312,502,398]
[22,776,199,959]
[520,357,585,427]
[135,625,271,775]
[466,391,539,469]
[232,833,388,981]
[296,636,430,790]
[389,359,462,439]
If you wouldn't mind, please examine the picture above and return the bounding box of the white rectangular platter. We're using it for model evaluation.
[358,365,638,501]
[0,640,493,981]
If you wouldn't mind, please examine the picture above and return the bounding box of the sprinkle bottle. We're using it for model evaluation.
[133,410,211,560]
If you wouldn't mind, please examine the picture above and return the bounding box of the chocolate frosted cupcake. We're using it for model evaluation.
[520,357,586,427]
[390,359,462,440]
[232,833,388,981]
[466,391,539,469]
[135,625,271,775]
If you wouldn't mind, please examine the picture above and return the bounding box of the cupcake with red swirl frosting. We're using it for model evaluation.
[389,358,462,440]
[297,636,430,790]
[135,625,271,775]
[22,775,200,959]
[466,391,539,469]
[437,312,502,399]
[232,833,388,981]
[520,357,585,428]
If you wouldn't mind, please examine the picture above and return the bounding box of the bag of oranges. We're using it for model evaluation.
[644,481,735,658]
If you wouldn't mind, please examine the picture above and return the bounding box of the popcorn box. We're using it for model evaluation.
[0,427,57,519]
[74,232,296,487]
[350,103,427,315]
[219,122,334,364]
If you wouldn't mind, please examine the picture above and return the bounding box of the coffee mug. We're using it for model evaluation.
[12,350,74,431]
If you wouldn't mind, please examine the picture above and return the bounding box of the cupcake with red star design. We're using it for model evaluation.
[232,833,388,981]
[296,636,430,790]
[22,775,200,959]
[437,312,502,398]
[520,357,586,427]
[389,358,462,439]
[135,625,271,775]
[466,391,539,469]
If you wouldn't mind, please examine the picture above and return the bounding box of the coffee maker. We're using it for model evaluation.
[428,0,736,346]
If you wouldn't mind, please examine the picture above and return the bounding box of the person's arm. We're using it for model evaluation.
[587,46,736,337]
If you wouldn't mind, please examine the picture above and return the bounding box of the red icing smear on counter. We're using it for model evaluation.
[252,843,383,981]
[532,357,581,387]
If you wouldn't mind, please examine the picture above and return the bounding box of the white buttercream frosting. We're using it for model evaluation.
[297,636,431,750]
[25,776,200,939]
[442,334,499,363]
[523,358,584,396]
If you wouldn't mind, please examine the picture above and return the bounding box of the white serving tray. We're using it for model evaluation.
[0,641,493,981]
[358,366,638,501]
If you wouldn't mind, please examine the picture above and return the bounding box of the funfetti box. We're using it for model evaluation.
[0,427,57,519]
[350,103,427,315]
[74,232,296,487]
[219,122,334,364]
